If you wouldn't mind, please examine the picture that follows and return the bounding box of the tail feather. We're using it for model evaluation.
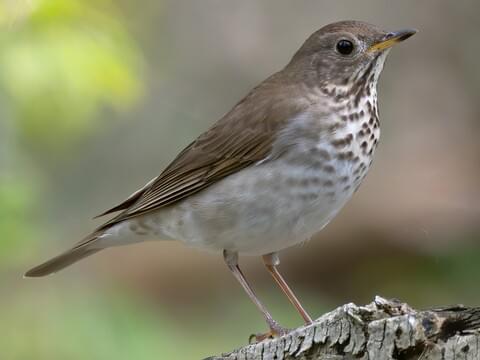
[24,246,101,278]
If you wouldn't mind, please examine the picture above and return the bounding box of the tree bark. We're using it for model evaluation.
[206,296,480,360]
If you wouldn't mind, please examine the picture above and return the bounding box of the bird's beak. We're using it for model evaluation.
[368,29,417,52]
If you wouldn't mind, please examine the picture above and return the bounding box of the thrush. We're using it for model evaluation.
[26,20,416,338]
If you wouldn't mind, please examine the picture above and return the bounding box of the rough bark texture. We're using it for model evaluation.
[206,296,480,360]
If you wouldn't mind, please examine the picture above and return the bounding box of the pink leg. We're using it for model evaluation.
[223,250,288,339]
[263,252,313,324]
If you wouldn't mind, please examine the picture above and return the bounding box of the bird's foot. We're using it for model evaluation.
[249,319,290,343]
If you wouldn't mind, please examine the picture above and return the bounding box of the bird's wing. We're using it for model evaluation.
[95,75,307,230]
[94,176,157,218]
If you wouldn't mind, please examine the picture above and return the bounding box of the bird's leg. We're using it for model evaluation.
[262,252,313,324]
[223,250,288,341]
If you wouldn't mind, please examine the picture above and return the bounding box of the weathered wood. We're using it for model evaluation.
[206,296,480,360]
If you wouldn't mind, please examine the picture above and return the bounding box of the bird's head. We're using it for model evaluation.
[287,20,416,91]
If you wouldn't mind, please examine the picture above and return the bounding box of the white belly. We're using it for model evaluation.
[138,155,359,256]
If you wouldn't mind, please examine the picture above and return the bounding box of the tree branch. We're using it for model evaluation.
[206,296,480,360]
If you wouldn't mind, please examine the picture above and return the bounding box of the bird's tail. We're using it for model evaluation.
[24,245,101,278]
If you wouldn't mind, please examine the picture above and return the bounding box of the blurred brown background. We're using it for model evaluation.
[1,0,479,359]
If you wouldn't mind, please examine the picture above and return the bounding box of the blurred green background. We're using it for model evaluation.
[1,0,479,359]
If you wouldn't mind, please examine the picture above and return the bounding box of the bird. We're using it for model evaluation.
[25,20,416,339]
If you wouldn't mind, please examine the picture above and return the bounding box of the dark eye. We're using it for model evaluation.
[336,39,354,55]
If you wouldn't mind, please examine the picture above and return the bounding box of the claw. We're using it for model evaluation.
[249,319,290,343]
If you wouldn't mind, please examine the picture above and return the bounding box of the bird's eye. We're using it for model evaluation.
[336,40,354,55]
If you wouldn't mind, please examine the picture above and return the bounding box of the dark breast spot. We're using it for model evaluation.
[317,148,331,160]
[320,87,334,97]
[310,177,321,185]
[337,151,354,161]
[323,164,335,173]
[328,124,339,132]
[325,191,336,199]
[323,180,334,187]
[331,138,346,148]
